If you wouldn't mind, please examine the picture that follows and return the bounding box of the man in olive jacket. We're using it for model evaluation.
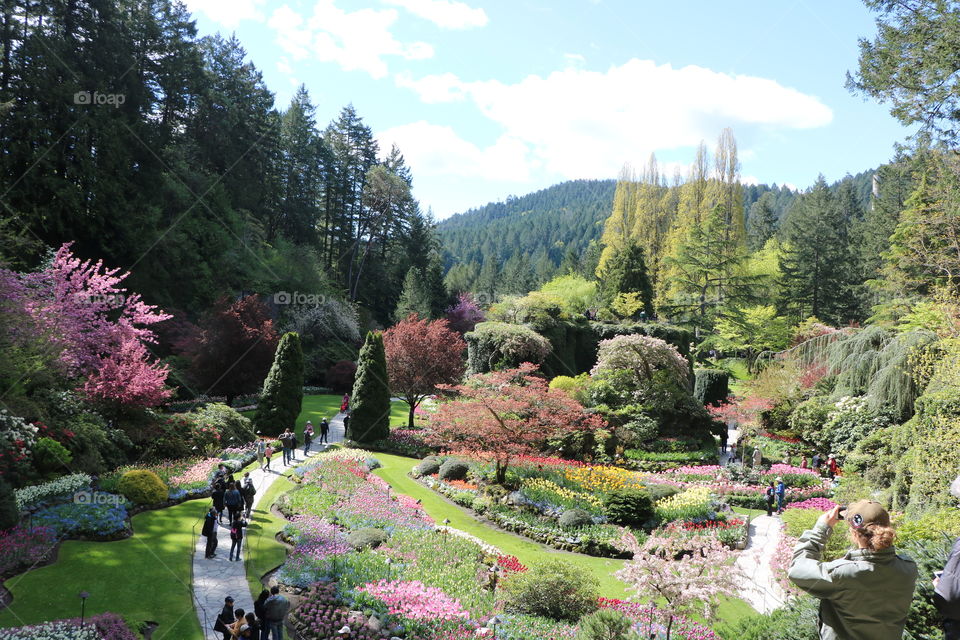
[788,502,917,640]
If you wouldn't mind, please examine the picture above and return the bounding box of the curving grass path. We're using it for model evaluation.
[0,500,205,639]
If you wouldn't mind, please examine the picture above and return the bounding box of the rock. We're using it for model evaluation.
[367,615,382,631]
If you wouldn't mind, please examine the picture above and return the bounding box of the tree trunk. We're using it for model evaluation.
[408,401,416,429]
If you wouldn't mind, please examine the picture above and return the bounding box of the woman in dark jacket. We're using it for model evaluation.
[228,514,247,562]
[211,480,226,523]
[254,590,270,640]
[224,481,243,522]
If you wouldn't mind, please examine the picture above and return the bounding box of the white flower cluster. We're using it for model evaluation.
[15,473,92,510]
[0,620,100,639]
[0,409,38,455]
[435,525,503,556]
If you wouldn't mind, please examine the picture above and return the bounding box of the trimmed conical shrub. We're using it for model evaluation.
[346,331,390,443]
[253,332,304,437]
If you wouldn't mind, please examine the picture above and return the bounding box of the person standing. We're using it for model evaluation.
[801,454,809,469]
[341,393,350,412]
[280,429,292,465]
[264,585,291,640]
[242,472,256,518]
[256,438,266,470]
[214,596,235,640]
[303,422,313,454]
[224,481,243,522]
[789,502,917,640]
[212,479,226,524]
[935,474,960,639]
[812,452,821,471]
[320,418,330,444]
[752,446,763,469]
[289,431,298,462]
[254,590,270,640]
[228,514,247,562]
[765,481,776,517]
[202,506,219,558]
[264,442,273,471]
[827,454,840,480]
[775,476,786,514]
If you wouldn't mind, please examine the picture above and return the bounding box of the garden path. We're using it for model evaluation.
[191,414,346,639]
[734,514,787,614]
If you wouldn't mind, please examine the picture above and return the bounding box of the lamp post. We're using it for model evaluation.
[79,591,89,627]
[487,614,502,638]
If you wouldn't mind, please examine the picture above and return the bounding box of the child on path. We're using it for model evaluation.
[229,514,247,562]
[264,443,273,471]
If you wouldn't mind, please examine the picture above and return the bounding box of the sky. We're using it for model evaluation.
[181,0,910,219]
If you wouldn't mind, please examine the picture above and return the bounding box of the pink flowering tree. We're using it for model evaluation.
[615,532,743,639]
[444,292,485,335]
[1,243,172,408]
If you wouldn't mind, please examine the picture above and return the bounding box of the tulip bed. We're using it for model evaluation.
[0,613,137,639]
[279,449,723,640]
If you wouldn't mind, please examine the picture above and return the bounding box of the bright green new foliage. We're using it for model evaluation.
[117,470,168,505]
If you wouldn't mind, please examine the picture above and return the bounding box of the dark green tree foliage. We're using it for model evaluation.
[253,332,305,436]
[778,176,857,324]
[747,192,778,250]
[0,479,18,530]
[848,0,960,145]
[598,241,654,315]
[347,332,390,443]
[693,369,730,407]
[852,158,915,292]
[394,267,433,322]
[275,85,324,243]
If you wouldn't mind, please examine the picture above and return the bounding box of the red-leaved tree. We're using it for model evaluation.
[186,295,278,405]
[444,292,485,335]
[384,314,466,428]
[427,363,605,483]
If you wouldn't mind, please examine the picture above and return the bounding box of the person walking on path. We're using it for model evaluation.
[789,502,917,640]
[303,422,313,454]
[241,472,256,518]
[224,481,243,523]
[263,585,291,640]
[212,479,226,524]
[289,431,298,462]
[254,590,270,640]
[214,596,235,640]
[320,418,330,444]
[341,393,349,412]
[280,429,292,465]
[765,481,776,517]
[263,442,273,471]
[256,438,266,470]
[775,476,786,515]
[202,506,219,558]
[228,513,247,562]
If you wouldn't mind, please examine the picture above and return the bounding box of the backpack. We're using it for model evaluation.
[765,486,774,498]
[230,524,241,540]
[243,481,256,498]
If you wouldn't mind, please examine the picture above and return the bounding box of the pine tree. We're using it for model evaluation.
[748,192,777,251]
[347,331,391,443]
[598,241,654,316]
[394,267,433,322]
[778,176,855,324]
[253,332,305,436]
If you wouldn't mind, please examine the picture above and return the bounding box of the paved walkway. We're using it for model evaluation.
[735,514,787,614]
[192,414,346,638]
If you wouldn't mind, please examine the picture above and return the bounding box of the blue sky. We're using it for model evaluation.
[183,0,909,218]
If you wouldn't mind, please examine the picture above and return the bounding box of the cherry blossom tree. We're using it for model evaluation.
[426,363,605,483]
[383,314,466,428]
[615,532,743,639]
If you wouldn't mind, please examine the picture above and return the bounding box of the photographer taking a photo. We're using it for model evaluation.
[789,501,917,639]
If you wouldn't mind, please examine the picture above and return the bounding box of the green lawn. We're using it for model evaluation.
[0,500,205,639]
[245,394,415,440]
[243,474,295,597]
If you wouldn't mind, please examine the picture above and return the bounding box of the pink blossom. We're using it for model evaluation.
[357,580,470,622]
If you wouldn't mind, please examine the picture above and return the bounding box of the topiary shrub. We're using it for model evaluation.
[253,332,305,437]
[503,558,599,622]
[0,479,18,530]
[184,403,256,447]
[464,322,552,374]
[415,459,440,477]
[438,459,469,481]
[603,488,654,528]
[693,369,729,407]
[558,508,594,529]
[346,332,391,444]
[575,608,636,640]
[117,470,168,505]
[347,527,388,550]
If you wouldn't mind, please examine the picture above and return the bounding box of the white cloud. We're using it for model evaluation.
[396,58,833,179]
[382,0,488,29]
[182,0,264,27]
[377,121,532,182]
[267,2,434,79]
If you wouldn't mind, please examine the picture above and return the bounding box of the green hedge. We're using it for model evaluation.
[694,369,729,406]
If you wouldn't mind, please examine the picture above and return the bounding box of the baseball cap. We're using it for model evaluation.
[845,500,890,530]
[225,596,234,603]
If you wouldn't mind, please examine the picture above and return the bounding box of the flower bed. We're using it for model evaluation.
[654,486,714,523]
[0,524,58,577]
[597,598,718,640]
[31,500,129,540]
[785,497,837,512]
[483,505,631,558]
[15,473,92,511]
[0,613,137,639]
[662,517,748,549]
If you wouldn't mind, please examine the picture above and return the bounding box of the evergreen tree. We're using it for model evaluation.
[253,332,305,436]
[275,85,323,243]
[0,479,17,530]
[748,192,777,250]
[394,267,433,322]
[476,255,500,303]
[598,241,654,315]
[347,331,390,443]
[778,176,855,324]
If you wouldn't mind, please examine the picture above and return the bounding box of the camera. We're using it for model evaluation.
[837,505,847,520]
